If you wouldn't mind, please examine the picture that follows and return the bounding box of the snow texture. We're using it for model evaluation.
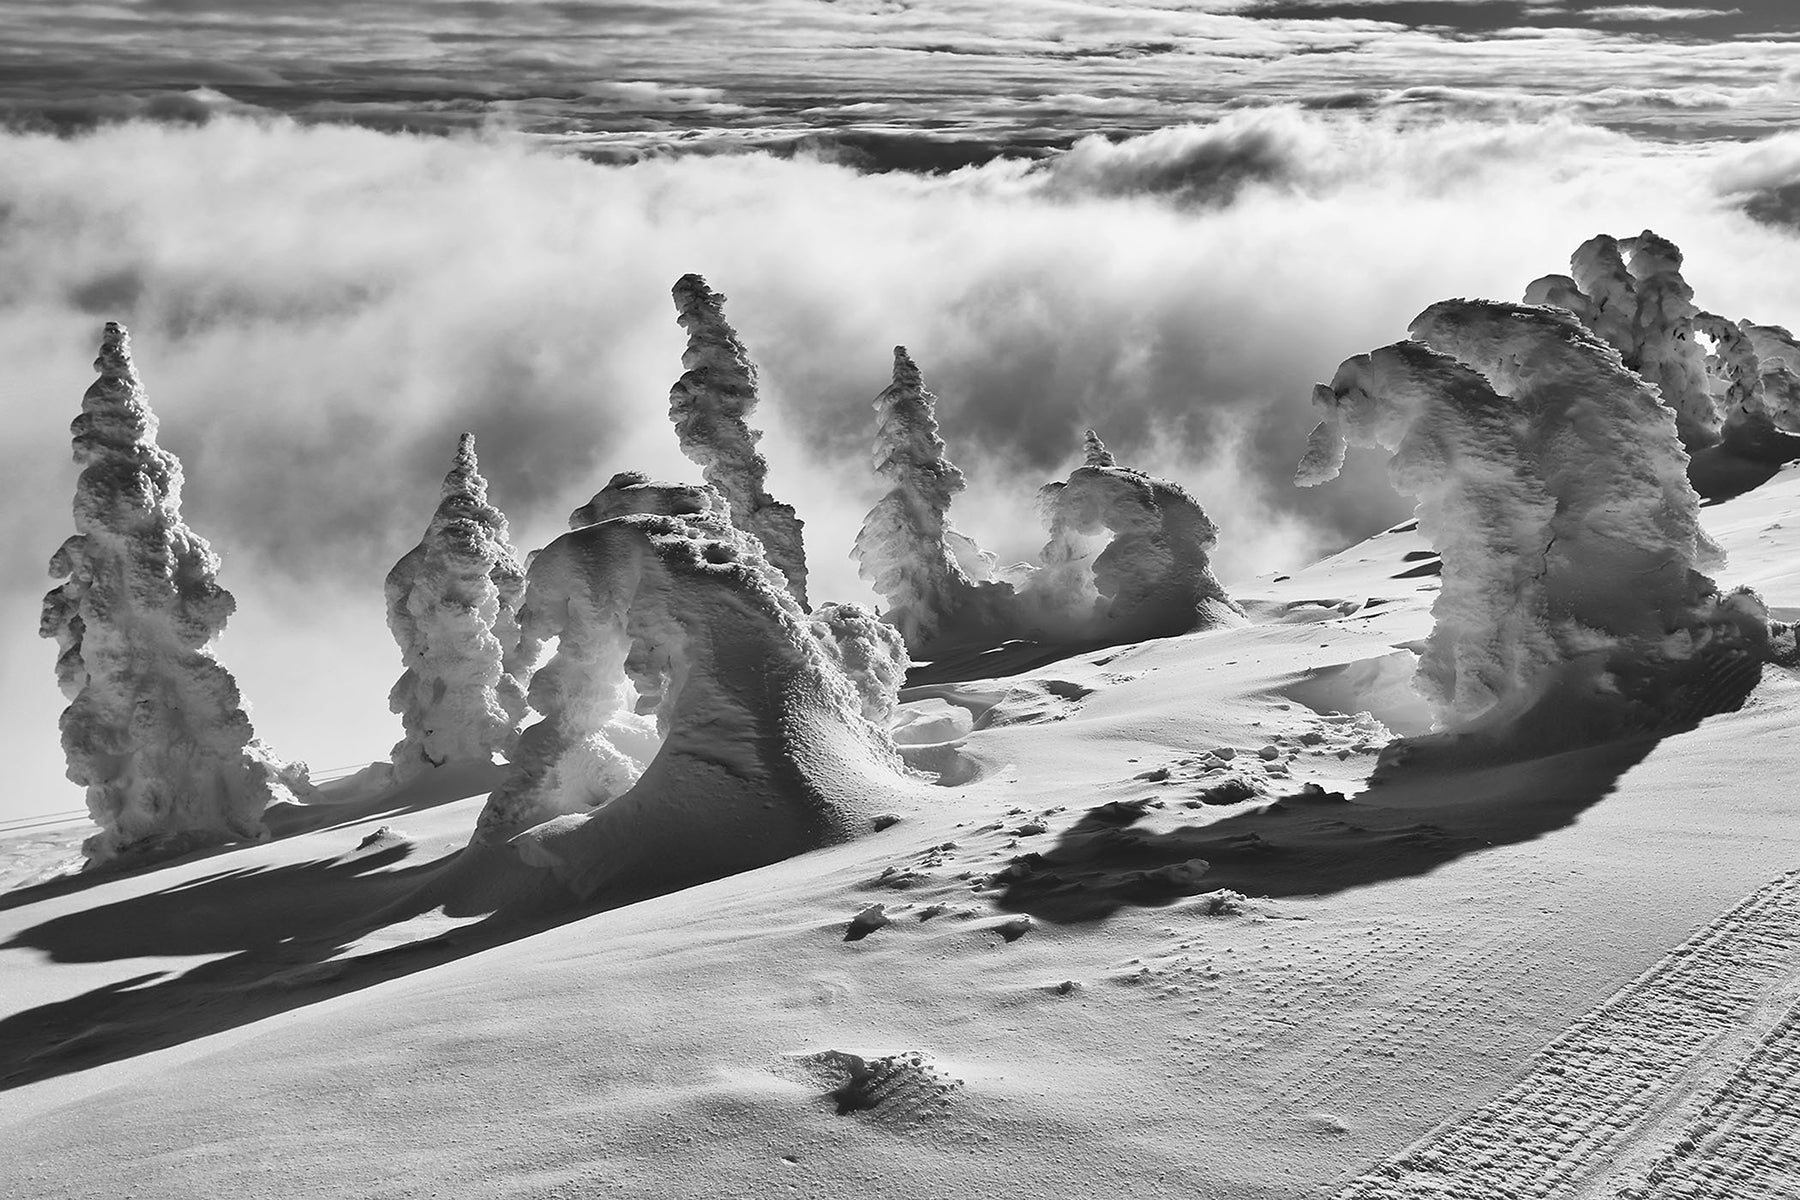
[668,274,809,609]
[477,496,905,899]
[852,347,1011,659]
[41,323,309,865]
[384,433,528,780]
[1300,300,1762,731]
[1020,430,1242,645]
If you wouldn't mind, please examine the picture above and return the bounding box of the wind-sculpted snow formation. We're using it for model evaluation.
[40,323,309,865]
[1299,300,1769,740]
[852,347,1012,660]
[668,274,809,609]
[1525,230,1800,446]
[850,347,1240,663]
[1019,430,1243,646]
[385,433,528,780]
[475,474,907,901]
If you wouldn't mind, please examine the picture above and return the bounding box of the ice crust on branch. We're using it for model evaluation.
[668,274,809,608]
[41,323,308,865]
[1299,300,1766,734]
[852,347,1010,659]
[385,433,528,780]
[1019,431,1243,646]
[1526,230,1800,447]
[477,485,907,899]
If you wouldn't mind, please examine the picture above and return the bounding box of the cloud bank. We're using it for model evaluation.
[2,109,1797,821]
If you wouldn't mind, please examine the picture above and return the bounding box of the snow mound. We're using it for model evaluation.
[1299,300,1771,743]
[1018,429,1244,645]
[474,495,910,901]
[384,433,528,780]
[41,323,310,866]
[668,273,809,608]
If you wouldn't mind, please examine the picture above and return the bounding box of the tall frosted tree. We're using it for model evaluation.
[41,323,307,865]
[668,273,809,608]
[385,433,529,779]
[852,346,989,655]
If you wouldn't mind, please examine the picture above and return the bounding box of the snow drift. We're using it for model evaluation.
[473,474,909,901]
[384,433,529,780]
[40,323,310,865]
[1299,300,1769,743]
[668,274,810,609]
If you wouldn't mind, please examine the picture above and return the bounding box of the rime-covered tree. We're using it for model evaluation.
[385,433,528,779]
[668,273,809,608]
[1300,300,1765,734]
[1023,430,1240,645]
[475,486,906,901]
[41,323,308,865]
[851,346,1000,657]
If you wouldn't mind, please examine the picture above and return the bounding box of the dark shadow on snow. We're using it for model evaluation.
[1689,417,1800,504]
[997,649,1769,923]
[0,761,506,916]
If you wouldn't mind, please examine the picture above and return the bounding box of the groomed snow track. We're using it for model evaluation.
[1337,869,1800,1200]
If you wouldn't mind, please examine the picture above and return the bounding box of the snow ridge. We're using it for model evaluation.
[41,323,308,865]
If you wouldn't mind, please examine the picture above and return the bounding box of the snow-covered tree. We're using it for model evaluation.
[41,323,308,865]
[1022,430,1241,645]
[1300,300,1764,733]
[476,489,905,901]
[1741,321,1800,433]
[851,346,1005,658]
[385,433,528,779]
[1524,230,1800,450]
[668,273,809,608]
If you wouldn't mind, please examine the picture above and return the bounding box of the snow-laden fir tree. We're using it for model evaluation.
[851,346,996,657]
[385,433,528,779]
[668,273,809,608]
[1300,300,1766,736]
[41,323,309,865]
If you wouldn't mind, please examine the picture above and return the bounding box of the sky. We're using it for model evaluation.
[0,2,1797,824]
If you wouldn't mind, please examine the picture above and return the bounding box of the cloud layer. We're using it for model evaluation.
[2,110,1798,822]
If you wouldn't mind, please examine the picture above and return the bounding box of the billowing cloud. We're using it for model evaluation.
[2,109,1797,824]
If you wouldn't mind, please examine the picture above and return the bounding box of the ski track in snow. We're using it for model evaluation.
[1336,869,1800,1199]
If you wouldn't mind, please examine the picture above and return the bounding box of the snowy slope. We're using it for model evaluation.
[3,468,1800,1199]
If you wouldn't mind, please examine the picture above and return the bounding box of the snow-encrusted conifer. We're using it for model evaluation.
[668,274,809,608]
[1024,431,1240,644]
[851,346,994,656]
[1301,300,1763,733]
[42,323,306,865]
[385,433,528,779]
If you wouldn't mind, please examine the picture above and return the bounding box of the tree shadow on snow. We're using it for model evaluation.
[0,839,603,1092]
[997,650,1768,923]
[0,761,507,917]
